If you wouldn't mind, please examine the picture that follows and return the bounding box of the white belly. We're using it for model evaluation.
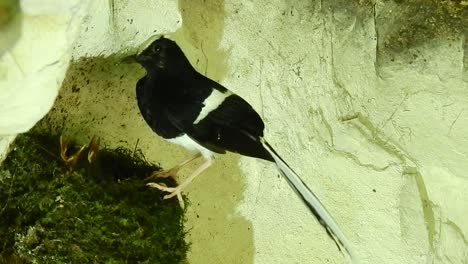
[166,134,214,159]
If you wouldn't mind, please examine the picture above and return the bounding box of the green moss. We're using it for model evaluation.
[0,132,188,264]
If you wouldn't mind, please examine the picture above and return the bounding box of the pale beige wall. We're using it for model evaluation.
[1,1,467,264]
[0,0,91,161]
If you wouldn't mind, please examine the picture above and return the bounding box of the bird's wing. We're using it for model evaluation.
[195,93,265,136]
[165,91,273,161]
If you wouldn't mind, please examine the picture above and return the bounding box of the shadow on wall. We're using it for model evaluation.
[38,56,145,145]
[375,0,467,68]
[0,0,22,55]
[322,0,467,67]
[175,0,228,81]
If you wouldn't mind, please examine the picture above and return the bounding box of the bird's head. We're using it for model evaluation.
[134,36,192,75]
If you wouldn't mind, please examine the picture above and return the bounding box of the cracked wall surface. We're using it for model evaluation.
[1,0,467,263]
[221,0,467,263]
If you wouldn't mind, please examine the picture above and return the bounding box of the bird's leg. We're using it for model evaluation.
[147,157,213,208]
[144,153,202,182]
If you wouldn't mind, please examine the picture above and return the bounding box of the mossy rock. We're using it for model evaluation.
[0,132,188,264]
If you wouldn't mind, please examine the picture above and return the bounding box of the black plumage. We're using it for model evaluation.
[133,36,357,262]
[136,37,272,161]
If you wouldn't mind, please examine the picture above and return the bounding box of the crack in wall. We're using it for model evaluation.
[331,148,393,172]
[327,16,354,117]
[373,1,380,74]
[340,112,438,259]
[310,108,335,146]
[107,0,115,29]
[339,112,414,164]
[3,51,24,77]
[445,220,468,246]
[311,109,394,172]
[253,30,287,61]
[317,5,445,258]
[463,35,467,83]
[403,167,437,258]
[447,109,464,136]
[379,92,409,131]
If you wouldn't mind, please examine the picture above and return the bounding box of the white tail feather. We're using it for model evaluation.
[262,141,359,263]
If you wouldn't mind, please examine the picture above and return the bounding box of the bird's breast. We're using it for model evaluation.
[136,76,184,139]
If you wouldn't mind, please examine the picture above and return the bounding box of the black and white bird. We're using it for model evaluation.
[133,36,357,262]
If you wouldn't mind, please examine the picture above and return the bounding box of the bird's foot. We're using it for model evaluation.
[144,153,202,183]
[145,156,212,210]
[144,166,180,182]
[147,182,185,208]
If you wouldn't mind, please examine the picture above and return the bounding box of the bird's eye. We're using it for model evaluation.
[152,44,161,53]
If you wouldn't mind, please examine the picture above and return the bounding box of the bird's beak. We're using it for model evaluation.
[121,54,151,64]
[136,54,152,63]
[121,54,138,64]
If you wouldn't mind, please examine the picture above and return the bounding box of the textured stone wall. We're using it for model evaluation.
[230,1,467,263]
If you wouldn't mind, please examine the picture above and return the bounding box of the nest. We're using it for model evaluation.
[0,131,188,264]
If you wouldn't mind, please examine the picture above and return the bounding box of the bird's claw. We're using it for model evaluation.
[144,167,180,182]
[146,182,184,208]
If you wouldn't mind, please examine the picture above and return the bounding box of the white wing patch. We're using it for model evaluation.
[193,89,232,124]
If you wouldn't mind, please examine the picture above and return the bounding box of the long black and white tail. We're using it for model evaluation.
[262,140,358,263]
